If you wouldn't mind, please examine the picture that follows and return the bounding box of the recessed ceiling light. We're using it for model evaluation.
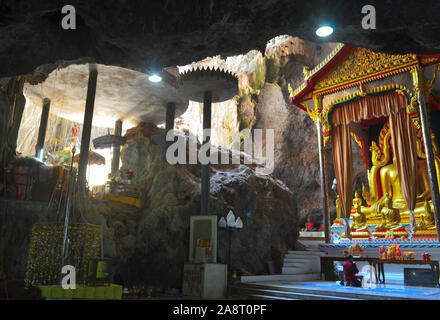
[316,26,334,37]
[148,74,162,83]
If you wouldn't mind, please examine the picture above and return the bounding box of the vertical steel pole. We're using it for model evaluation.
[313,95,330,243]
[111,120,123,175]
[201,91,212,215]
[35,98,51,159]
[78,63,98,191]
[165,102,176,150]
[412,67,440,242]
[317,118,330,243]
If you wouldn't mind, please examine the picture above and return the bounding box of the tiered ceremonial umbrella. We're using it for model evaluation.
[73,151,105,166]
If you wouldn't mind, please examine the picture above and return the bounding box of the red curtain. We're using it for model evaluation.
[330,91,416,216]
[332,123,353,220]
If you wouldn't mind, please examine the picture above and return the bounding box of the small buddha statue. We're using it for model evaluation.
[419,200,436,230]
[351,203,368,232]
[377,193,404,231]
[352,192,362,208]
[332,195,345,226]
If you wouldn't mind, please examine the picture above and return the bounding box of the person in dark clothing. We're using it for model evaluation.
[343,255,363,287]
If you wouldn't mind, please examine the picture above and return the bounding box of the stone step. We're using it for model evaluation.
[246,288,360,300]
[233,283,365,300]
[287,250,324,255]
[282,262,303,267]
[240,272,321,283]
[277,273,321,281]
[250,294,299,300]
[234,282,408,300]
[283,255,320,261]
[282,266,319,274]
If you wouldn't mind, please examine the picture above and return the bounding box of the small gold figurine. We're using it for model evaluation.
[377,193,403,231]
[419,200,436,230]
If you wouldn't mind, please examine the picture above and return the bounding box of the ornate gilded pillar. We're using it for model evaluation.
[314,95,331,243]
[411,67,440,242]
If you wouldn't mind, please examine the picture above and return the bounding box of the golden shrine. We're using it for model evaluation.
[289,44,440,243]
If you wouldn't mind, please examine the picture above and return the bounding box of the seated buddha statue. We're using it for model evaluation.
[376,193,404,231]
[379,158,431,212]
[418,200,436,230]
[351,203,368,232]
[350,192,369,238]
[362,130,439,220]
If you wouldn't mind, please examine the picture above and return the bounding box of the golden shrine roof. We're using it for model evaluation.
[289,45,440,110]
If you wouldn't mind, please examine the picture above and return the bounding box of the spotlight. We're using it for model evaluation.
[316,26,334,37]
[148,74,162,83]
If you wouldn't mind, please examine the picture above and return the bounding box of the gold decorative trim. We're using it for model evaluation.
[290,43,346,98]
[314,47,418,95]
[350,132,363,149]
[318,84,415,148]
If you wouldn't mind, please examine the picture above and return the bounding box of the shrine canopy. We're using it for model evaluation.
[288,43,440,225]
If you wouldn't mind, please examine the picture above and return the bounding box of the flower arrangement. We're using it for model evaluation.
[348,243,364,258]
[403,252,415,260]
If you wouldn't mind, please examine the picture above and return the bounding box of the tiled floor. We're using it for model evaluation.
[251,281,440,300]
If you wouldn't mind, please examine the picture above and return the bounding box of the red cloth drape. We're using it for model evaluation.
[330,91,417,216]
[389,108,418,212]
[332,123,353,220]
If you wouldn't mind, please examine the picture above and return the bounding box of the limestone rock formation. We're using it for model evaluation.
[82,123,298,288]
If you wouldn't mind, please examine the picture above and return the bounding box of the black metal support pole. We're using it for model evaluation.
[78,63,98,191]
[317,118,330,243]
[35,98,51,159]
[165,102,176,149]
[201,91,212,215]
[416,88,440,242]
[227,228,232,293]
[412,67,440,242]
[111,120,122,176]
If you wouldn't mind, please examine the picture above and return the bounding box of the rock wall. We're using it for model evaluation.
[240,36,368,228]
[171,35,369,229]
[81,124,298,289]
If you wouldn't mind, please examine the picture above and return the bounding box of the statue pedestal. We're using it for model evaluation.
[373,228,408,239]
[351,230,370,240]
[332,219,344,227]
[412,229,438,240]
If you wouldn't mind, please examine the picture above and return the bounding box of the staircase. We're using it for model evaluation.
[240,249,323,283]
[281,250,323,279]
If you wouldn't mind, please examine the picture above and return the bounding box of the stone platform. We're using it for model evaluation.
[235,280,440,300]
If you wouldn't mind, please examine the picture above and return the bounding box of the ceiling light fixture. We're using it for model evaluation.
[148,74,162,83]
[316,26,334,37]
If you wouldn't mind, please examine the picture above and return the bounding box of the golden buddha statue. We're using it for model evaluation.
[362,125,440,222]
[379,158,431,212]
[350,192,370,239]
[332,195,344,226]
[376,193,404,231]
[413,200,437,239]
[351,203,368,232]
[418,200,436,230]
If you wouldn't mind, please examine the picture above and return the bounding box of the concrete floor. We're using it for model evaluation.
[251,280,440,300]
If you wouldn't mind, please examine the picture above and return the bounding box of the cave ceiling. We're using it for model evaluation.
[1,0,440,79]
[23,63,190,128]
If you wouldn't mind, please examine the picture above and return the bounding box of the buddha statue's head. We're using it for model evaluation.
[353,191,362,207]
